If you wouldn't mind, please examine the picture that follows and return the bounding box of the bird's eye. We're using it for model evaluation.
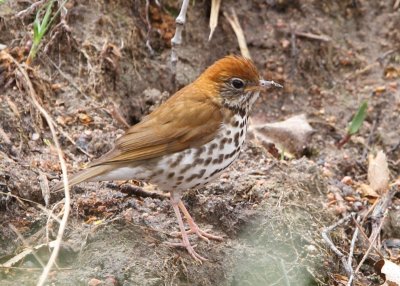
[230,78,245,89]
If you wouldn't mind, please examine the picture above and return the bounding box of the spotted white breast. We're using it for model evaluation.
[90,113,249,192]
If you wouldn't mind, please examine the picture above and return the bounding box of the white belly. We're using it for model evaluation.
[91,114,248,191]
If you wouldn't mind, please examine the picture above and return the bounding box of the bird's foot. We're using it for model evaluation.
[171,225,223,242]
[164,241,207,262]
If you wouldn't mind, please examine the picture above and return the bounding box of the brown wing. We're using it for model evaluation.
[90,84,223,166]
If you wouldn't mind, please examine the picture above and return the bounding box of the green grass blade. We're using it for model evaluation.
[348,100,368,135]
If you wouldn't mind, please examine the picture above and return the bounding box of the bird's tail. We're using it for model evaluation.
[52,164,113,191]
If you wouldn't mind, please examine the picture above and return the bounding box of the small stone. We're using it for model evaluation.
[31,133,40,141]
[341,176,353,185]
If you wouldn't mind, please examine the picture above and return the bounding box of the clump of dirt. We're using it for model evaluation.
[1,0,400,285]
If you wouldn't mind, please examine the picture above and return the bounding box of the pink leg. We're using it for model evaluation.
[167,192,207,262]
[178,201,223,242]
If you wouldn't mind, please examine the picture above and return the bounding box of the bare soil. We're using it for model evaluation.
[1,0,399,285]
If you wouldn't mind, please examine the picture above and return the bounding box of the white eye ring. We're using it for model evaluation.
[230,78,245,89]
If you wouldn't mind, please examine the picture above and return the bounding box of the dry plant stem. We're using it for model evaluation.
[354,185,398,274]
[295,31,331,42]
[321,213,354,275]
[223,8,251,59]
[9,224,46,269]
[171,0,189,72]
[394,0,400,10]
[145,0,155,55]
[352,217,383,258]
[15,0,45,18]
[208,0,221,41]
[7,55,70,286]
[346,216,360,286]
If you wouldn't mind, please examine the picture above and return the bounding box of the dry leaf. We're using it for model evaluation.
[250,114,314,156]
[384,66,400,79]
[374,86,386,95]
[358,183,380,200]
[78,113,93,124]
[209,0,221,41]
[368,150,390,195]
[375,259,400,286]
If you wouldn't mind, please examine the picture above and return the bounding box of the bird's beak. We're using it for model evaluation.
[259,79,283,89]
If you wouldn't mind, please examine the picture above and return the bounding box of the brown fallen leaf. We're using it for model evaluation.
[368,150,390,195]
[250,114,315,156]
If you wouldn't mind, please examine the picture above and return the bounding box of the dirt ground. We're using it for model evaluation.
[1,0,400,285]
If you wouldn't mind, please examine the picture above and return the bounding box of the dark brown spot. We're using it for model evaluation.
[185,174,197,182]
[233,120,239,127]
[240,121,245,128]
[194,158,204,165]
[198,169,206,178]
[194,183,201,188]
[234,132,240,146]
[219,137,228,150]
[204,157,212,166]
[168,172,175,178]
[170,154,184,168]
[177,176,184,181]
[239,109,246,118]
[226,130,232,135]
[195,146,206,157]
[218,154,224,163]
[228,138,233,144]
[208,143,218,155]
[210,167,223,177]
[180,164,191,174]
[240,129,244,136]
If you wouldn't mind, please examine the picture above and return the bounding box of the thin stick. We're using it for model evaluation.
[7,54,71,286]
[145,0,155,55]
[15,0,45,18]
[354,210,387,274]
[346,216,360,286]
[9,224,46,269]
[321,213,354,275]
[208,0,221,41]
[223,8,251,59]
[171,0,190,72]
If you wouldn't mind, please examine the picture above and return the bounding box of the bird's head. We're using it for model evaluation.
[195,55,282,112]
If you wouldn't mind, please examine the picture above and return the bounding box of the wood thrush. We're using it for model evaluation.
[53,55,282,261]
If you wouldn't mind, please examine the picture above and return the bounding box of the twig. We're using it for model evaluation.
[145,0,155,55]
[321,213,354,275]
[295,31,331,42]
[170,0,190,72]
[7,54,71,286]
[106,183,168,200]
[394,0,400,10]
[15,0,45,18]
[346,216,360,286]
[354,185,398,274]
[354,210,387,274]
[208,0,221,41]
[9,224,46,269]
[44,54,90,99]
[223,8,251,59]
[352,217,383,258]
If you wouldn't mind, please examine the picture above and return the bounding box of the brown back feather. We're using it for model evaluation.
[90,82,223,166]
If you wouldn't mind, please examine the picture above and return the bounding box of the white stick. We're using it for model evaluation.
[7,54,71,286]
[171,0,190,71]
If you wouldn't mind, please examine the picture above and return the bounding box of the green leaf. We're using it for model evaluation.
[348,100,368,135]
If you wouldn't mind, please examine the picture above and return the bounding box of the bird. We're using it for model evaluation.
[53,55,282,262]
